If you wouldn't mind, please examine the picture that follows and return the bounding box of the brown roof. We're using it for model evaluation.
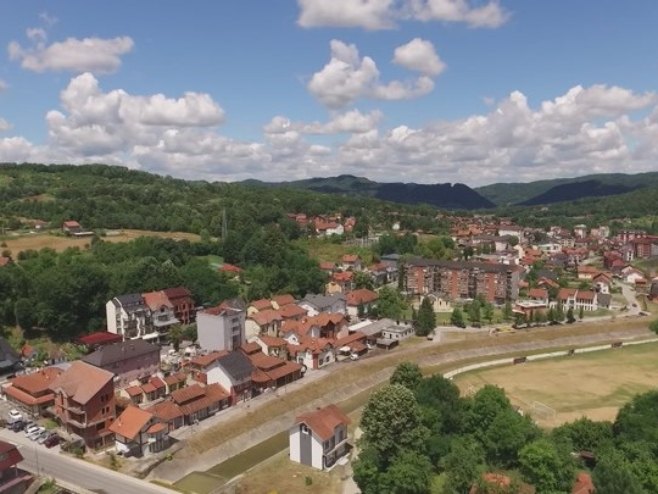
[0,441,23,471]
[240,341,262,355]
[163,286,193,302]
[49,361,114,405]
[528,288,548,300]
[257,335,287,348]
[335,331,366,348]
[249,352,286,371]
[309,312,346,328]
[278,304,307,319]
[346,289,379,306]
[163,372,186,386]
[319,261,336,271]
[141,382,157,394]
[266,361,302,381]
[63,220,81,228]
[296,404,350,441]
[171,384,206,405]
[190,351,229,369]
[272,294,295,307]
[109,406,154,440]
[176,383,229,416]
[11,367,63,395]
[150,377,166,389]
[332,271,353,282]
[142,290,174,311]
[572,472,594,494]
[147,400,183,422]
[558,288,578,300]
[250,309,283,327]
[249,299,273,311]
[4,385,54,406]
[342,254,360,263]
[577,290,596,301]
[147,422,167,434]
[125,385,143,397]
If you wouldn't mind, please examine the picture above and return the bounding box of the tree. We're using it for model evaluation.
[354,271,374,290]
[450,307,465,328]
[168,324,183,351]
[483,408,539,468]
[483,303,494,324]
[519,438,576,493]
[614,390,658,447]
[380,451,433,494]
[390,362,423,391]
[357,302,366,319]
[415,297,436,336]
[465,385,513,438]
[502,301,513,321]
[649,319,658,335]
[566,307,576,324]
[507,235,519,247]
[552,417,613,453]
[376,286,407,321]
[579,305,585,320]
[440,436,485,494]
[593,449,645,494]
[556,302,565,322]
[352,446,384,494]
[360,384,428,465]
[467,299,481,324]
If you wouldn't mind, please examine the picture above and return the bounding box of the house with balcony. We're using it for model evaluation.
[142,291,179,338]
[163,286,196,324]
[3,367,63,416]
[82,339,161,388]
[109,406,169,457]
[204,351,254,405]
[197,299,246,352]
[49,361,116,449]
[106,294,154,341]
[169,383,231,425]
[290,404,351,470]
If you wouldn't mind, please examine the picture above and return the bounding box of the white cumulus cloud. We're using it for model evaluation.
[308,40,437,108]
[298,0,509,30]
[8,34,134,74]
[393,38,445,76]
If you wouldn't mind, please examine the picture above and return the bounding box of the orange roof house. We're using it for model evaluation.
[4,367,63,414]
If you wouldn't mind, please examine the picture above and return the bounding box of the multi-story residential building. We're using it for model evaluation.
[109,406,169,457]
[4,367,63,416]
[82,340,161,387]
[49,361,116,449]
[163,287,196,324]
[197,299,246,352]
[142,291,179,337]
[106,294,153,341]
[403,258,521,303]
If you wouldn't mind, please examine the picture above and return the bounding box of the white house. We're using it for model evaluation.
[298,294,347,317]
[106,294,154,341]
[621,267,645,284]
[204,351,254,405]
[290,404,350,470]
[197,299,246,352]
[109,406,168,457]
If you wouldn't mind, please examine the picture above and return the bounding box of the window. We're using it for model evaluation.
[301,424,310,434]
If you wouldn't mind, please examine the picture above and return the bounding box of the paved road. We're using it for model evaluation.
[0,429,173,494]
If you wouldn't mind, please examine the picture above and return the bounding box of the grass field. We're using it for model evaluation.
[454,342,658,427]
[293,238,374,265]
[0,229,201,255]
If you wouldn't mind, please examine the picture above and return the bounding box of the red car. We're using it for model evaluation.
[44,434,61,448]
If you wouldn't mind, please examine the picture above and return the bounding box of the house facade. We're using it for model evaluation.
[106,294,153,341]
[298,294,347,317]
[197,299,246,352]
[82,339,161,387]
[109,406,169,457]
[3,367,63,416]
[290,404,351,470]
[163,287,196,324]
[49,361,117,449]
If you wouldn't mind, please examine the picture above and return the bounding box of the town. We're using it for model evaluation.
[0,209,656,493]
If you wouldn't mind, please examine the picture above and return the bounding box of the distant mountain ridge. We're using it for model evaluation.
[476,172,658,206]
[245,175,496,210]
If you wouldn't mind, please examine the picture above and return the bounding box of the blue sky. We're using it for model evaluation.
[1,1,658,186]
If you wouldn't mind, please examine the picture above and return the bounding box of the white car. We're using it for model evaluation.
[7,409,22,424]
[28,427,45,441]
[24,424,40,437]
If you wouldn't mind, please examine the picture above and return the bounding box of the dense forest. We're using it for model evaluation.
[355,362,658,494]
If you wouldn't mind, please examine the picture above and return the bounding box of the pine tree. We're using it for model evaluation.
[579,305,585,320]
[415,297,436,336]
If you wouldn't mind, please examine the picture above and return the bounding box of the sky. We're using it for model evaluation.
[1,1,658,186]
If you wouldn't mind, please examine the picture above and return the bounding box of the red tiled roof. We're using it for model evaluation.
[342,254,359,263]
[250,309,283,327]
[558,288,578,300]
[240,341,262,355]
[335,331,366,348]
[332,271,353,282]
[147,422,167,434]
[219,263,242,273]
[190,351,229,369]
[295,404,350,441]
[63,220,81,228]
[125,386,143,397]
[11,367,62,396]
[257,335,287,348]
[346,288,379,306]
[49,361,114,405]
[528,288,548,300]
[249,299,273,311]
[147,400,183,422]
[109,406,154,441]
[141,383,157,394]
[0,441,23,471]
[249,352,286,372]
[164,372,186,386]
[171,384,206,405]
[278,304,306,319]
[572,472,594,494]
[272,294,295,307]
[77,331,123,346]
[4,384,54,406]
[142,290,174,311]
[319,262,336,271]
[266,360,302,381]
[150,377,166,390]
[577,290,596,301]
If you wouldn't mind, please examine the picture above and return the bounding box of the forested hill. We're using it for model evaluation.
[0,163,437,234]
[245,174,496,210]
[476,171,658,206]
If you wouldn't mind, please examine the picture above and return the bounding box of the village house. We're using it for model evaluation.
[142,290,179,337]
[556,288,598,312]
[341,254,362,272]
[0,440,31,492]
[245,309,283,339]
[527,288,549,304]
[334,331,368,359]
[271,294,296,310]
[109,406,169,457]
[592,272,613,294]
[49,361,117,449]
[199,351,254,405]
[106,294,154,341]
[346,289,379,318]
[289,404,351,470]
[146,400,184,432]
[576,265,600,280]
[62,220,82,235]
[246,299,273,316]
[82,339,161,388]
[252,334,290,360]
[242,345,303,394]
[3,367,63,417]
[368,261,398,287]
[621,266,645,284]
[298,294,347,317]
[326,271,354,295]
[170,383,231,425]
[197,299,246,352]
[287,337,335,370]
[163,286,196,324]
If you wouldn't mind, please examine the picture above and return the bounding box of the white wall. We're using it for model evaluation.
[311,433,324,470]
[206,365,233,392]
[289,426,301,463]
[106,300,118,334]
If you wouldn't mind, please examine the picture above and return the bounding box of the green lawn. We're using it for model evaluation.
[293,238,374,264]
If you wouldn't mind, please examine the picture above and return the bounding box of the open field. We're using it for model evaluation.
[454,342,658,427]
[0,229,201,254]
[293,238,374,265]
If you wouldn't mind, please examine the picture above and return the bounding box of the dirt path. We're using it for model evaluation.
[149,321,652,484]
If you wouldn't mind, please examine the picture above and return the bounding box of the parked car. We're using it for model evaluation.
[24,424,40,437]
[36,431,51,444]
[21,421,35,432]
[44,434,61,449]
[27,427,45,440]
[8,420,24,432]
[7,409,23,424]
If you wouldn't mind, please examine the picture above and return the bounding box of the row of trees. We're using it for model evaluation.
[354,362,658,493]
